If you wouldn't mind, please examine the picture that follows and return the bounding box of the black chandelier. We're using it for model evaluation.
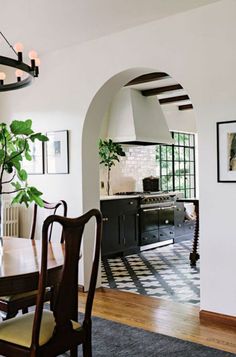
[0,32,40,92]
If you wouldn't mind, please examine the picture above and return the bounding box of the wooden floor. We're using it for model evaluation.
[79,287,236,354]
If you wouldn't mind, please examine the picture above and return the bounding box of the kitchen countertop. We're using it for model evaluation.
[100,191,181,201]
[100,195,140,200]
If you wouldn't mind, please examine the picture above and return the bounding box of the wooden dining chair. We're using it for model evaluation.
[0,208,102,357]
[0,200,68,320]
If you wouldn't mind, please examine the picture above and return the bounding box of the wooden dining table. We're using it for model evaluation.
[0,237,64,296]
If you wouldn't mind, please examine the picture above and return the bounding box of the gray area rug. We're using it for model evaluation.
[61,315,236,356]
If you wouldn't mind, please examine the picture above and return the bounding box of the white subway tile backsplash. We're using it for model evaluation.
[100,145,159,194]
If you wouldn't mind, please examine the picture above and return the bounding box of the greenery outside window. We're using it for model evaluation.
[156,132,196,198]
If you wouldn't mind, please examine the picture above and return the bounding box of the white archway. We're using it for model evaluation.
[81,67,196,290]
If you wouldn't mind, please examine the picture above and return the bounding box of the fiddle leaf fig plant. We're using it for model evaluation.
[99,139,125,195]
[0,119,48,207]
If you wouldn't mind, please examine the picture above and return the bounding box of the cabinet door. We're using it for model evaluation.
[101,215,121,256]
[123,212,139,249]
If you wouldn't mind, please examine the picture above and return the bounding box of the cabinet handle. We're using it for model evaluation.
[136,213,139,217]
[102,217,109,222]
[129,201,134,205]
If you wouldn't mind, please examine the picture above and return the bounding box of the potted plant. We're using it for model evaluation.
[0,119,48,234]
[99,139,125,195]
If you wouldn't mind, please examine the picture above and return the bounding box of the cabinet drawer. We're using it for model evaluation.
[101,198,139,215]
[184,220,195,234]
[159,227,175,241]
[116,198,139,212]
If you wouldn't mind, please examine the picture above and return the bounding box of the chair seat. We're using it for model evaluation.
[0,290,39,302]
[0,310,80,348]
[0,287,52,303]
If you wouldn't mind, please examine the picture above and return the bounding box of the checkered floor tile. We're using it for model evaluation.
[102,239,200,306]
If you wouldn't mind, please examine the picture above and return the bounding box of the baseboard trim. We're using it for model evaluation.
[200,310,236,328]
[78,284,84,292]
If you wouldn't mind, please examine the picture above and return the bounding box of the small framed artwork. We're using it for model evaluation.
[217,120,236,182]
[46,130,69,174]
[23,141,44,175]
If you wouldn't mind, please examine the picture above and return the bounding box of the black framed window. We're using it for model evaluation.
[156,132,196,198]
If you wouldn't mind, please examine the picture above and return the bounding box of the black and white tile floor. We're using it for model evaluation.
[102,239,200,306]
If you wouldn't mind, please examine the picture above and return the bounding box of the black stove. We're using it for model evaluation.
[115,191,175,207]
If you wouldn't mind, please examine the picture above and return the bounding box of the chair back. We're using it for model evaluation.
[30,200,68,242]
[31,209,102,350]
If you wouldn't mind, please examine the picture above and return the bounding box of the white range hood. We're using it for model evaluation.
[107,88,174,145]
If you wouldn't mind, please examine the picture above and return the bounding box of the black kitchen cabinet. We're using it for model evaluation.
[174,201,195,238]
[101,198,139,257]
[174,201,185,237]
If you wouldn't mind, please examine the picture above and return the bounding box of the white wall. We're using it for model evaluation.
[2,0,236,316]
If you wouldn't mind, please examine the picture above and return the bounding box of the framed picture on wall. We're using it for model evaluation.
[217,120,236,182]
[46,130,69,174]
[22,141,45,175]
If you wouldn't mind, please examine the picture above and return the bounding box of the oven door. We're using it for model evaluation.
[159,206,175,227]
[159,205,175,241]
[140,207,160,245]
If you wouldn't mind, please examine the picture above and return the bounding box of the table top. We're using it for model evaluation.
[0,237,64,296]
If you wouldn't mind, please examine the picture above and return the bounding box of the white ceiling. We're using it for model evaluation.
[1,0,220,56]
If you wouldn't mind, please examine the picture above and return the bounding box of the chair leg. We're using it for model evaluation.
[22,307,29,314]
[70,347,78,357]
[83,330,92,357]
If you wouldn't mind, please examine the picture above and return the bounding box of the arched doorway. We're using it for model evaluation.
[81,67,198,304]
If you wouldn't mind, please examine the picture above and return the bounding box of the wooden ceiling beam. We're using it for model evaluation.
[125,72,168,86]
[159,95,189,104]
[141,84,183,97]
[178,104,193,111]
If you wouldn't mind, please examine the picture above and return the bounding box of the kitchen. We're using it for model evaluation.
[99,73,199,306]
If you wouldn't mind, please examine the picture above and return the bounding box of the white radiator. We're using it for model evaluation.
[2,203,19,237]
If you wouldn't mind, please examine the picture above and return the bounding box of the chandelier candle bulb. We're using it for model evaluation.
[15,69,23,82]
[0,72,6,85]
[35,58,40,77]
[14,43,24,62]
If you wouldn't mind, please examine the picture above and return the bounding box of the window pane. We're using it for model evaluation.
[190,189,195,198]
[184,134,190,146]
[190,162,195,175]
[166,146,172,160]
[167,176,173,191]
[174,147,179,160]
[161,147,166,160]
[185,189,190,198]
[190,148,194,161]
[179,176,185,189]
[179,147,184,161]
[161,176,168,190]
[190,175,195,188]
[179,133,185,145]
[167,161,173,175]
[185,176,190,189]
[185,148,190,161]
[175,176,180,189]
[162,165,167,175]
[179,162,185,174]
[185,162,190,174]
[173,132,179,145]
[174,162,179,175]
[190,135,194,147]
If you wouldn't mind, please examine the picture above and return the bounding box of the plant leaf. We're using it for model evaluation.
[10,119,33,136]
